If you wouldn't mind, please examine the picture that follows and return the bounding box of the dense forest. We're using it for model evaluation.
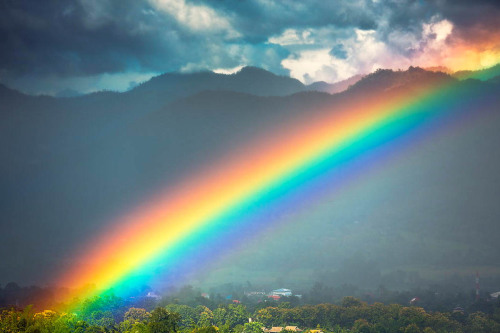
[2,282,500,332]
[1,293,500,332]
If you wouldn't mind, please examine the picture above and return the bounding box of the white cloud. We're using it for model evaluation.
[280,29,404,84]
[277,18,456,84]
[268,28,315,46]
[402,17,454,68]
[282,49,355,84]
[212,65,245,75]
[148,0,239,37]
[422,18,453,44]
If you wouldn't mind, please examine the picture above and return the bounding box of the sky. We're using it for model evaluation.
[1,0,500,95]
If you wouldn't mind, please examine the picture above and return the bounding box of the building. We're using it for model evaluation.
[264,326,302,333]
[271,288,292,297]
[245,291,267,297]
[146,291,161,300]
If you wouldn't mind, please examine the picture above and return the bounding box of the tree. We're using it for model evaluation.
[148,307,181,333]
[341,297,362,308]
[225,304,249,328]
[403,323,421,333]
[242,321,264,333]
[191,326,219,333]
[352,319,373,333]
[198,306,214,328]
[124,307,150,323]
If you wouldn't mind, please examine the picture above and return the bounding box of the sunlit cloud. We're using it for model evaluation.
[212,65,245,75]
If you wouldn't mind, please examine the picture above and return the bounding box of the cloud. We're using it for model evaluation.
[330,44,348,60]
[278,28,400,84]
[0,0,499,93]
[148,0,239,38]
[275,10,499,84]
[212,65,245,75]
[268,29,315,46]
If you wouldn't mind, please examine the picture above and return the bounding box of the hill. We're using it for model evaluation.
[1,67,500,293]
[306,74,364,94]
[130,66,306,98]
[453,63,500,81]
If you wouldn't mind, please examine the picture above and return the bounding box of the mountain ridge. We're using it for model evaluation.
[1,66,500,288]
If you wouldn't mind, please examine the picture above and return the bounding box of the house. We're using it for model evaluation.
[265,326,302,333]
[146,291,161,300]
[245,291,267,297]
[271,288,292,297]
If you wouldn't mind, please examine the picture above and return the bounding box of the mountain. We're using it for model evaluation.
[424,66,453,74]
[128,66,306,102]
[55,89,83,98]
[348,66,454,93]
[453,63,500,81]
[306,74,364,94]
[1,67,500,291]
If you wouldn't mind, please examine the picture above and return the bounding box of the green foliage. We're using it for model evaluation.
[148,306,181,333]
[1,297,500,333]
[166,304,199,329]
[191,326,219,333]
[341,296,363,308]
[77,293,124,322]
[198,306,214,327]
[124,307,150,323]
[242,321,264,333]
[351,318,373,333]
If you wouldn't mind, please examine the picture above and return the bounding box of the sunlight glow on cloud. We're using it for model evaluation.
[212,65,245,75]
[279,29,400,84]
[277,16,499,84]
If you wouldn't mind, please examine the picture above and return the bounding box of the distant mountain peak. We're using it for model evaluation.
[453,63,500,81]
[424,66,453,74]
[236,66,272,75]
[306,74,364,94]
[348,66,454,93]
[129,65,304,99]
[234,66,294,81]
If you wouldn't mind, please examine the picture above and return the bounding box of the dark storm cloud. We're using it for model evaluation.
[0,0,381,78]
[198,0,379,41]
[429,0,500,40]
[0,0,225,77]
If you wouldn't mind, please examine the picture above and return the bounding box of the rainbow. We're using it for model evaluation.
[53,75,496,308]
